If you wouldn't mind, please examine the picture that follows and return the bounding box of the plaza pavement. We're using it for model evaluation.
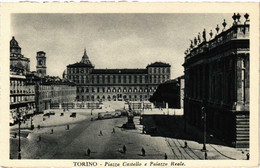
[10,108,248,160]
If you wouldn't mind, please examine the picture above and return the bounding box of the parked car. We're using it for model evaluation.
[70,112,76,118]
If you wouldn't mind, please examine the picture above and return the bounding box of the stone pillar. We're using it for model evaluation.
[59,103,62,109]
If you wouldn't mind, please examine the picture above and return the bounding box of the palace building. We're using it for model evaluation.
[183,13,250,147]
[65,49,171,102]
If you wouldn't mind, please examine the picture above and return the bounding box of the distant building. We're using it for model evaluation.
[36,76,77,112]
[149,75,184,109]
[183,14,250,147]
[65,49,171,102]
[10,67,35,124]
[9,37,77,122]
[36,51,47,77]
[10,36,30,73]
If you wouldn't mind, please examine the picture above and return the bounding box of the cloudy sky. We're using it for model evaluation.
[11,13,234,79]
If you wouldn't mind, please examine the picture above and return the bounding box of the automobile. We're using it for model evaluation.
[43,113,50,117]
[70,112,76,118]
[98,112,113,119]
[49,111,55,115]
[103,113,112,119]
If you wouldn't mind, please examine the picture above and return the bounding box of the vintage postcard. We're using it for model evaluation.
[0,2,259,168]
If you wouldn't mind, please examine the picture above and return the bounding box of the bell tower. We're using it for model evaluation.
[36,51,46,77]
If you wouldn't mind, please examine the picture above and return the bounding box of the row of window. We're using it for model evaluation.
[10,88,35,94]
[10,95,35,103]
[10,80,25,86]
[67,67,91,74]
[77,87,157,93]
[68,75,169,84]
[148,67,170,74]
[67,67,170,75]
[77,94,150,101]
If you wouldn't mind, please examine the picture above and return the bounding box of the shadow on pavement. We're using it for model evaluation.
[141,114,230,147]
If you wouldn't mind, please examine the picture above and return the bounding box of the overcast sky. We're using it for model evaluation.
[11,13,234,79]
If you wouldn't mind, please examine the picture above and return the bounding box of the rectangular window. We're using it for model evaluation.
[129,76,132,84]
[97,75,100,84]
[102,75,105,84]
[139,75,142,83]
[123,76,126,83]
[107,75,110,84]
[134,76,137,83]
[113,75,116,83]
[118,76,121,83]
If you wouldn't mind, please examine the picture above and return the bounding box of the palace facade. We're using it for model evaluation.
[65,49,171,102]
[183,13,250,147]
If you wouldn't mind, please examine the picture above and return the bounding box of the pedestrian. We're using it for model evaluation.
[67,124,70,130]
[246,153,250,160]
[14,133,17,138]
[112,128,115,133]
[184,141,188,148]
[99,130,103,136]
[38,135,41,142]
[164,153,168,159]
[141,147,146,156]
[87,148,91,156]
[38,125,41,129]
[51,129,53,134]
[123,145,126,153]
[204,152,208,160]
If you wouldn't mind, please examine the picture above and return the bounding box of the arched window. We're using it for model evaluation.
[113,95,116,101]
[123,95,127,100]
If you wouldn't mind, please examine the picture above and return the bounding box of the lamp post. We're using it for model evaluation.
[17,108,21,159]
[201,106,207,154]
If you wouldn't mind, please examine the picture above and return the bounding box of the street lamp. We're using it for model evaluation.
[201,106,207,153]
[17,108,22,159]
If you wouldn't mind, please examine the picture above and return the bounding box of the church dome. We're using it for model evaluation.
[80,48,93,66]
[10,36,21,49]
